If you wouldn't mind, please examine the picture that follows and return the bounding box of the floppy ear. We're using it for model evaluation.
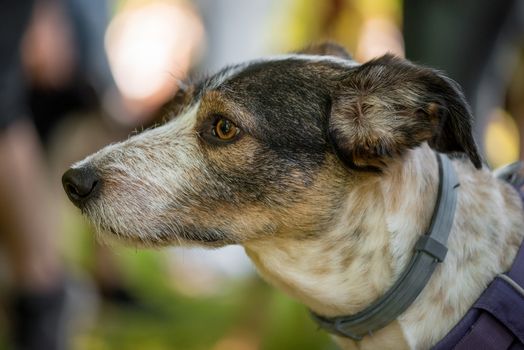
[328,54,482,172]
[296,41,352,60]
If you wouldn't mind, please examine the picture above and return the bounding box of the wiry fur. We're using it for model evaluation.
[65,43,524,349]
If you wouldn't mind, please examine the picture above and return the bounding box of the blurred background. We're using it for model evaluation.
[0,0,523,349]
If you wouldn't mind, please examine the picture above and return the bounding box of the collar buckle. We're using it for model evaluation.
[415,235,448,262]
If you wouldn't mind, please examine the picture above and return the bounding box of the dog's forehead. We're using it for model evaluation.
[206,54,360,90]
[191,54,360,123]
[174,54,360,119]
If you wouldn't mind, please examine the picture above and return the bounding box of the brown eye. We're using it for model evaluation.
[212,117,239,141]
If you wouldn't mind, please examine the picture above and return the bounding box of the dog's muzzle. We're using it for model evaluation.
[62,166,100,207]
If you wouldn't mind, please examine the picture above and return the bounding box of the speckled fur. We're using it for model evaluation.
[66,43,524,349]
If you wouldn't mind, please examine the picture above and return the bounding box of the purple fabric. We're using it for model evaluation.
[433,242,524,349]
[454,313,513,350]
[433,309,482,349]
[510,341,524,350]
[508,243,524,287]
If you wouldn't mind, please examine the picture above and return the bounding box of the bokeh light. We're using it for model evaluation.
[105,1,204,102]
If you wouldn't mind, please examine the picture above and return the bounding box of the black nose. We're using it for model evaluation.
[62,166,100,206]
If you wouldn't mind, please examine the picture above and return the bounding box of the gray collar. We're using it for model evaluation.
[311,152,460,340]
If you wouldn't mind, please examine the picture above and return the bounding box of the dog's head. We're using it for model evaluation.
[62,43,481,247]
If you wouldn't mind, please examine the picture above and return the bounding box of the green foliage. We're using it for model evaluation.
[73,247,333,350]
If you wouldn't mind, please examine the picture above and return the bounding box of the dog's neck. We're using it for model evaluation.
[244,144,524,349]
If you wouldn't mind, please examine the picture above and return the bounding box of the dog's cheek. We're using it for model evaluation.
[168,203,281,244]
[204,157,296,206]
[194,145,344,241]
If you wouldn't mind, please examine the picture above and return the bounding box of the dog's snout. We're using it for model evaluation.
[62,166,100,206]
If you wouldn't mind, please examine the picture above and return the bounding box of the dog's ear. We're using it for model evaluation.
[296,42,352,60]
[328,54,482,172]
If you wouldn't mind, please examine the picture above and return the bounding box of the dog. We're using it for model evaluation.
[62,43,524,349]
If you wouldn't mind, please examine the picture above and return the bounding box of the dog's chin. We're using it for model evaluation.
[91,223,231,249]
[94,228,163,249]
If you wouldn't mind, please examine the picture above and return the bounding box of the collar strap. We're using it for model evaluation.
[311,153,460,340]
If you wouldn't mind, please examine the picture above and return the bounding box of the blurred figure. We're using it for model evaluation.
[22,0,137,315]
[0,0,67,348]
[0,0,148,348]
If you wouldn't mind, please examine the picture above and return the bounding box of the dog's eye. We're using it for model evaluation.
[212,117,239,141]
